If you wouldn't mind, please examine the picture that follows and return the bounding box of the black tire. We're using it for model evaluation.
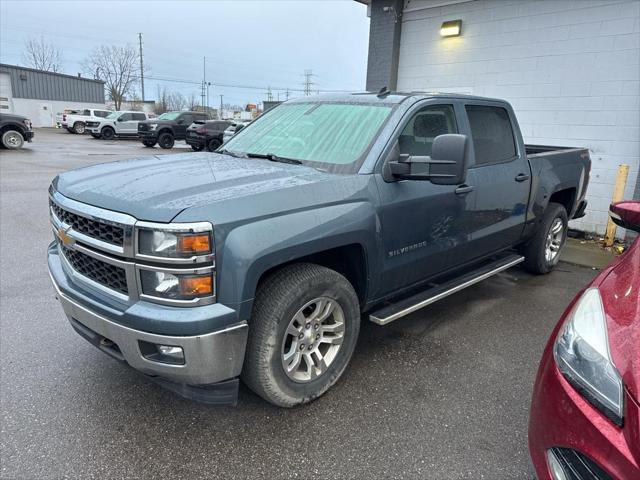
[73,121,85,134]
[521,202,568,274]
[2,129,24,149]
[242,263,360,407]
[191,144,204,151]
[101,127,115,140]
[158,132,174,149]
[207,138,221,152]
[142,140,156,147]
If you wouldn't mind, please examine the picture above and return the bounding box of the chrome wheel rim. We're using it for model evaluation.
[5,131,21,147]
[281,297,345,383]
[545,218,564,264]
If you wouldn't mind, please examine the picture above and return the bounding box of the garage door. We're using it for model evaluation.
[0,73,13,113]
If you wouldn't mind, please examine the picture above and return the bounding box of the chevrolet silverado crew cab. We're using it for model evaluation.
[48,92,590,407]
[86,111,150,140]
[138,111,209,149]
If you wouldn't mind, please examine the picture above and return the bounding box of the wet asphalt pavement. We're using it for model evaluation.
[0,129,599,479]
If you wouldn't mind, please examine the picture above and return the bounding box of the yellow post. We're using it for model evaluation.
[604,164,630,247]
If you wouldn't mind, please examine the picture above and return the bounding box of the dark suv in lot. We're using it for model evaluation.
[185,120,232,151]
[138,111,209,149]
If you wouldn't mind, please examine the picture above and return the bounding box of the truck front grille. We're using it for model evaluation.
[61,245,128,295]
[50,200,124,246]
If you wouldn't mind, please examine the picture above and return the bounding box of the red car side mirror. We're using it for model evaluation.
[609,200,640,232]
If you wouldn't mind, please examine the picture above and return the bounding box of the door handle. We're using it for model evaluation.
[455,185,474,195]
[515,173,530,182]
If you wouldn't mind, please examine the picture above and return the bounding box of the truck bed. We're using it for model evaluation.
[525,144,587,157]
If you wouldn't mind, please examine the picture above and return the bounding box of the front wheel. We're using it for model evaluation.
[2,130,24,149]
[521,202,568,274]
[101,127,115,140]
[158,132,174,149]
[242,263,360,407]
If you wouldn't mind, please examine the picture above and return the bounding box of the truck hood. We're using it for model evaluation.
[53,153,345,222]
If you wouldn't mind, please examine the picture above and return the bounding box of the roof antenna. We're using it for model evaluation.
[377,86,391,98]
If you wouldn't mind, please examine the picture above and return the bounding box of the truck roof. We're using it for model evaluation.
[287,91,507,105]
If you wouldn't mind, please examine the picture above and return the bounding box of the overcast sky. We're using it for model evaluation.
[0,0,370,108]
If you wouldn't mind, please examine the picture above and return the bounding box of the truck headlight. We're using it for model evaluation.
[23,119,32,130]
[554,288,624,426]
[149,123,158,130]
[139,270,213,301]
[138,228,212,259]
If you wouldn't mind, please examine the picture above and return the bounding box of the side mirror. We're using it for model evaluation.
[117,117,124,122]
[389,134,468,185]
[609,201,640,232]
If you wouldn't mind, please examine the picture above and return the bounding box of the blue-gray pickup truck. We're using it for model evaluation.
[48,92,590,407]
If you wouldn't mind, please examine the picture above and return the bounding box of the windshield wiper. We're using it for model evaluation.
[246,153,303,165]
[217,149,247,158]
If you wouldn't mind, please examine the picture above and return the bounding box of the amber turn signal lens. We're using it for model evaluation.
[179,275,213,296]
[178,234,211,254]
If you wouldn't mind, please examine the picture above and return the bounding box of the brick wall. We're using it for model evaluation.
[395,0,640,235]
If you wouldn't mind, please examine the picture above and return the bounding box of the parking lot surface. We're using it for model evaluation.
[1,129,598,479]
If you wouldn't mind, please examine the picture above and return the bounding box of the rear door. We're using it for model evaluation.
[461,102,531,254]
[176,113,193,137]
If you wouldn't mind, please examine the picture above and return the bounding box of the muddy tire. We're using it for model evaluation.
[521,202,568,274]
[242,263,360,407]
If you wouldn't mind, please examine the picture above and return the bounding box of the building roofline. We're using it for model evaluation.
[0,63,105,84]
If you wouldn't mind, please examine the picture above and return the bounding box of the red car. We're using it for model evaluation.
[529,200,640,480]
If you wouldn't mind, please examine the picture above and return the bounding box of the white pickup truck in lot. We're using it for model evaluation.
[61,108,112,134]
[86,111,151,140]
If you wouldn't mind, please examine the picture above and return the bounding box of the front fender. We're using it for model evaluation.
[218,202,380,320]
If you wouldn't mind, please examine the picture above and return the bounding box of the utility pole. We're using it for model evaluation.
[286,88,290,100]
[303,69,314,96]
[138,33,145,101]
[266,86,273,101]
[219,94,224,119]
[201,57,206,111]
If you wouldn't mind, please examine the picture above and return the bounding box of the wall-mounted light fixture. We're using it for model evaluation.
[440,20,462,37]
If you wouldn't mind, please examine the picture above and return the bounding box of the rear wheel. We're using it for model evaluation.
[101,126,115,140]
[242,263,360,407]
[522,202,568,274]
[142,140,156,147]
[207,138,221,152]
[158,132,174,149]
[73,121,85,134]
[2,130,24,149]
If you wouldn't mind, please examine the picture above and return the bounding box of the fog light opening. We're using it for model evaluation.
[546,450,568,480]
[139,341,185,365]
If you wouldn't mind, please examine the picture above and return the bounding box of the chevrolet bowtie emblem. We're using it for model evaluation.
[58,227,75,247]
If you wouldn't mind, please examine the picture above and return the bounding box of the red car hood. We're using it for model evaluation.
[598,236,640,402]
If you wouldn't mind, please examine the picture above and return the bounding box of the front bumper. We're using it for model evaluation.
[24,130,34,142]
[529,349,640,479]
[138,131,158,141]
[48,244,248,388]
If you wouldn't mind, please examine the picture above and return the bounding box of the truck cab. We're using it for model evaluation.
[48,92,590,407]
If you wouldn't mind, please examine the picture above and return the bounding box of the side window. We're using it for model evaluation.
[118,113,132,121]
[465,105,516,165]
[180,114,193,124]
[82,110,91,116]
[398,105,457,157]
[96,111,109,118]
[133,113,146,121]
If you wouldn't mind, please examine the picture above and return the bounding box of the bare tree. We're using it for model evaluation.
[155,86,169,115]
[83,45,140,111]
[186,92,200,111]
[167,91,186,111]
[22,36,63,72]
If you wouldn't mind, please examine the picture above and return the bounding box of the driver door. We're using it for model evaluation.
[375,102,477,296]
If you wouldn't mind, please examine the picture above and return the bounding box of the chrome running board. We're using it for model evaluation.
[369,254,524,325]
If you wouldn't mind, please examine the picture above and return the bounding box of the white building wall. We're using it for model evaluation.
[396,0,640,235]
[11,98,107,128]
